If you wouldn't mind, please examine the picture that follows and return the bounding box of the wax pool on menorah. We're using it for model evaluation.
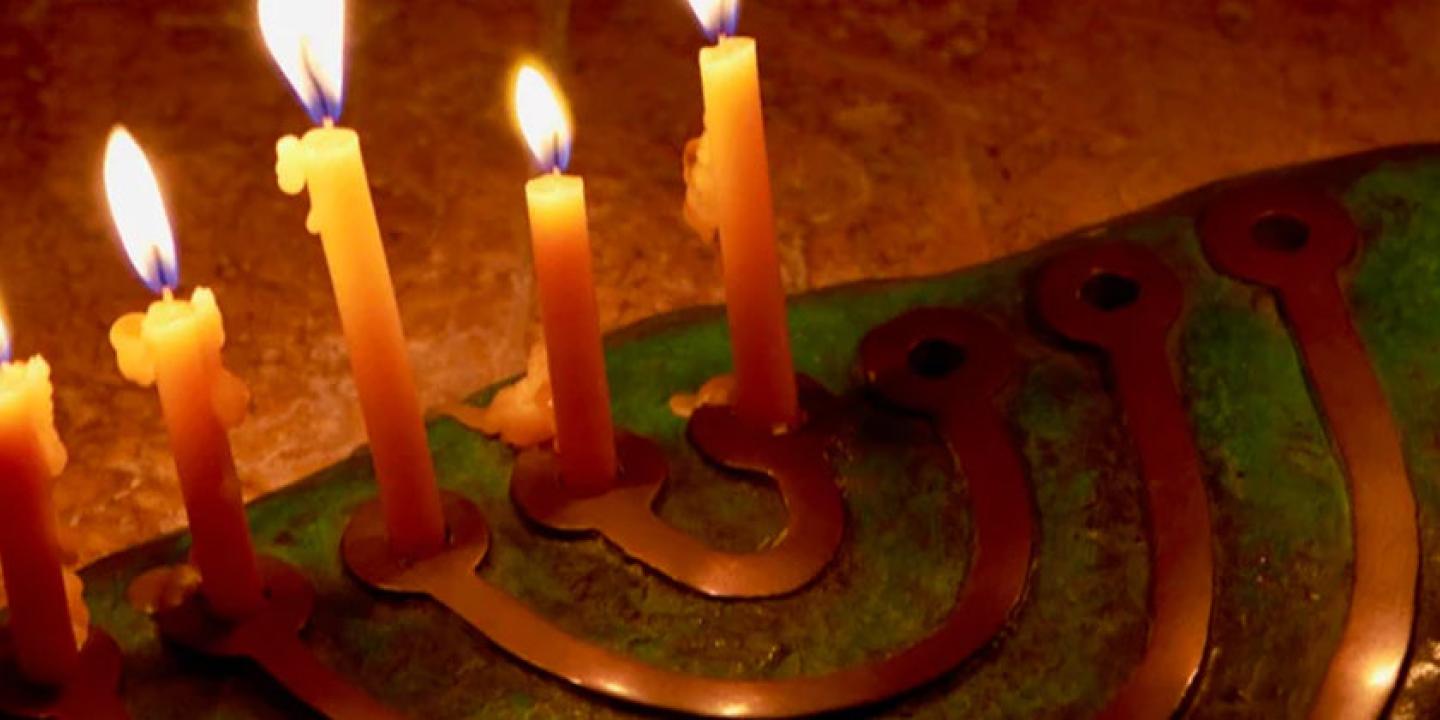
[1,0,1438,718]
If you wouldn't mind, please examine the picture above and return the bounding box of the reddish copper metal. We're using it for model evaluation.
[342,313,1034,717]
[1035,244,1215,719]
[343,491,491,598]
[151,555,402,720]
[510,377,843,598]
[1200,186,1418,720]
[0,628,127,719]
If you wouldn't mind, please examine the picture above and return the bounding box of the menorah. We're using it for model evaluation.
[0,146,1433,719]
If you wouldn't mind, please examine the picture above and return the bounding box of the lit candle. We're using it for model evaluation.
[0,318,78,685]
[103,127,265,620]
[687,0,798,429]
[512,65,617,494]
[260,0,446,558]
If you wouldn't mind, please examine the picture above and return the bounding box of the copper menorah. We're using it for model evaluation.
[333,183,1418,719]
[69,179,1415,720]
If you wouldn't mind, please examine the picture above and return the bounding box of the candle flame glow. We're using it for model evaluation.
[686,0,740,41]
[513,64,573,173]
[103,126,179,294]
[0,312,11,365]
[258,0,346,124]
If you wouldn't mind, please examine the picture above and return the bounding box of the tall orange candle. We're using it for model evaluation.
[103,127,265,620]
[0,325,79,686]
[261,0,445,558]
[688,0,798,429]
[513,65,617,494]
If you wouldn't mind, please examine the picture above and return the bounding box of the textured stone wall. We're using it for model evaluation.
[0,0,1437,569]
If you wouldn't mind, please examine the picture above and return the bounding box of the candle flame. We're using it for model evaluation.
[513,64,573,174]
[103,126,179,294]
[258,0,346,124]
[686,0,740,41]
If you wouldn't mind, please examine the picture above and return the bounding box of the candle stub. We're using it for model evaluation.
[525,173,619,494]
[511,64,619,494]
[0,355,82,685]
[697,35,799,428]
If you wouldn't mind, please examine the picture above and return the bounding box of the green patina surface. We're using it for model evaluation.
[63,148,1440,718]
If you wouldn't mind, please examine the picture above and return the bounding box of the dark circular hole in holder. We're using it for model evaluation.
[908,339,968,379]
[1251,213,1310,252]
[1080,272,1141,312]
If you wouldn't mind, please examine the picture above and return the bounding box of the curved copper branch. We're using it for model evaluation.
[343,310,1034,717]
[1200,186,1418,720]
[509,377,844,598]
[1035,244,1215,719]
[0,629,128,720]
[151,556,402,720]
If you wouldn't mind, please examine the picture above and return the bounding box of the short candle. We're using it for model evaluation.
[103,127,266,620]
[0,324,79,686]
[687,0,799,429]
[513,64,618,494]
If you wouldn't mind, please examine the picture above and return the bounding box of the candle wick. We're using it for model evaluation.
[300,38,340,127]
[151,247,177,295]
[719,0,738,39]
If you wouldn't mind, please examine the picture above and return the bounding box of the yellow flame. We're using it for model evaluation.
[258,0,346,121]
[103,126,178,292]
[686,0,738,38]
[513,64,573,172]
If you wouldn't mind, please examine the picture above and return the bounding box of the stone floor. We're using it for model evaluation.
[0,0,1437,569]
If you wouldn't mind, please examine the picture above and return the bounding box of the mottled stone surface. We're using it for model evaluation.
[1,0,1439,573]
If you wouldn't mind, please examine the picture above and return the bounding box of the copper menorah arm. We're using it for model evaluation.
[151,556,401,720]
[1034,243,1215,720]
[425,571,1014,718]
[0,628,128,720]
[238,634,405,720]
[413,411,1029,718]
[1198,185,1419,720]
[1096,343,1215,720]
[510,379,846,599]
[54,632,130,720]
[55,693,129,719]
[347,368,1034,718]
[52,687,130,720]
[1278,280,1418,720]
[576,483,842,598]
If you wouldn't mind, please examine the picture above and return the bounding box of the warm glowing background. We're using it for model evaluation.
[0,0,1436,564]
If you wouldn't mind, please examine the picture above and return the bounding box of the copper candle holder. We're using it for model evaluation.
[342,308,1037,717]
[1035,244,1216,719]
[1201,184,1419,720]
[509,376,844,598]
[148,555,400,720]
[0,627,127,719]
